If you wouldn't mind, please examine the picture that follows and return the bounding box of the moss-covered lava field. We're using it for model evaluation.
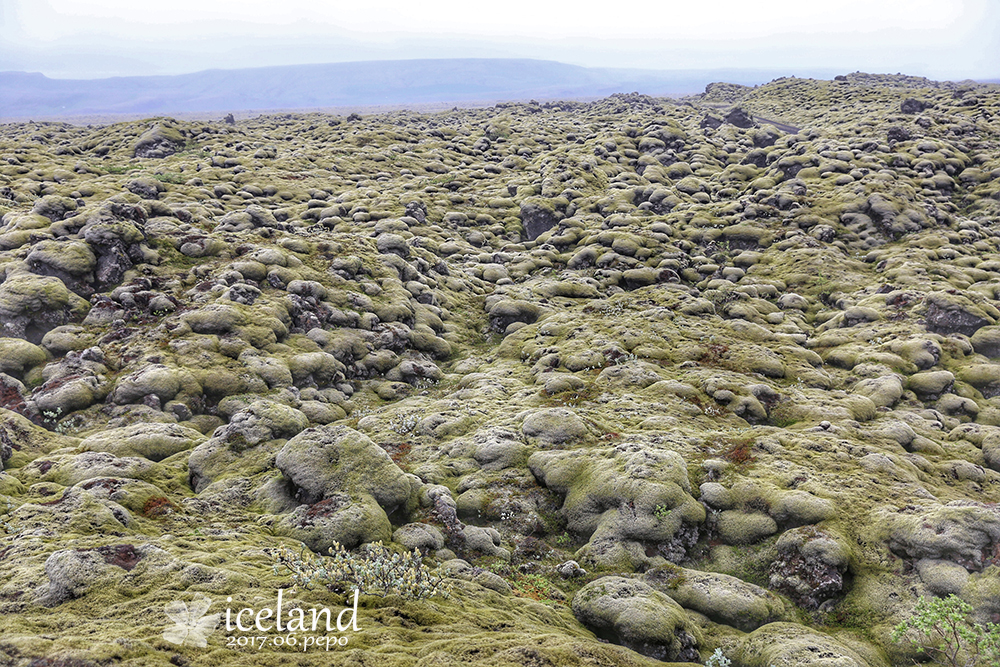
[2,72,1000,666]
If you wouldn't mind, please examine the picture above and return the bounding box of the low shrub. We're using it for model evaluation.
[268,541,448,600]
[892,594,1000,667]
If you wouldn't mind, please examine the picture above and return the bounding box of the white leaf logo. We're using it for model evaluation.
[162,594,220,647]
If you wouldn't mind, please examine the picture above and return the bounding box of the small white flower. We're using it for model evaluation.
[162,594,220,647]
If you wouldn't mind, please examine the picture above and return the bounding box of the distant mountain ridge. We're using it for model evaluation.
[0,58,830,119]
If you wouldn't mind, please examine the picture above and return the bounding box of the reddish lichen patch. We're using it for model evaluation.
[141,496,176,518]
[296,494,351,528]
[0,385,32,420]
[39,490,71,506]
[94,544,143,571]
[0,422,29,450]
[721,437,756,465]
[381,441,412,466]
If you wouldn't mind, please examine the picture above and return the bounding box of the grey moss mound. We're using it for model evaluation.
[1,72,1000,665]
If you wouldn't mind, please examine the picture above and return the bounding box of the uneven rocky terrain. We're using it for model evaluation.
[1,72,1000,666]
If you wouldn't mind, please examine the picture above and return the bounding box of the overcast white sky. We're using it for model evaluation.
[1,0,997,80]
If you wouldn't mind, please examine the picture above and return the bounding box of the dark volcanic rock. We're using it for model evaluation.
[924,292,995,337]
[769,528,849,610]
[725,107,756,128]
[700,114,723,129]
[519,198,559,241]
[901,98,931,113]
[886,125,912,143]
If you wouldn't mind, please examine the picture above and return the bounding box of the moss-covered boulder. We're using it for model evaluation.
[0,274,89,342]
[16,451,154,486]
[851,374,903,408]
[275,424,416,512]
[33,374,104,416]
[572,576,700,662]
[12,485,134,535]
[26,240,97,295]
[716,510,778,545]
[881,502,1000,570]
[488,298,544,333]
[73,476,175,516]
[520,197,560,241]
[79,423,206,461]
[530,444,705,569]
[769,527,852,609]
[272,492,392,552]
[907,370,955,399]
[0,338,47,378]
[923,292,996,337]
[109,364,190,406]
[41,544,170,605]
[133,123,186,158]
[644,566,785,631]
[739,622,879,667]
[393,522,446,551]
[520,407,589,447]
[971,326,1000,358]
[957,364,1000,398]
[186,399,308,488]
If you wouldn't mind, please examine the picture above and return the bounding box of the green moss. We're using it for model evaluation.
[3,77,1000,667]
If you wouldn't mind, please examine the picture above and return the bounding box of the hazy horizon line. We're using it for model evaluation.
[2,57,996,84]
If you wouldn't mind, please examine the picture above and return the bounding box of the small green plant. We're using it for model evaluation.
[891,594,1000,667]
[706,284,739,309]
[511,573,560,603]
[487,558,511,577]
[704,648,731,667]
[703,647,775,667]
[555,532,574,548]
[1,498,18,534]
[389,412,419,434]
[653,504,670,521]
[41,407,65,431]
[268,541,448,600]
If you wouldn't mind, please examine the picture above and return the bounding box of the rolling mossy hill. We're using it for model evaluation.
[1,72,1000,667]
